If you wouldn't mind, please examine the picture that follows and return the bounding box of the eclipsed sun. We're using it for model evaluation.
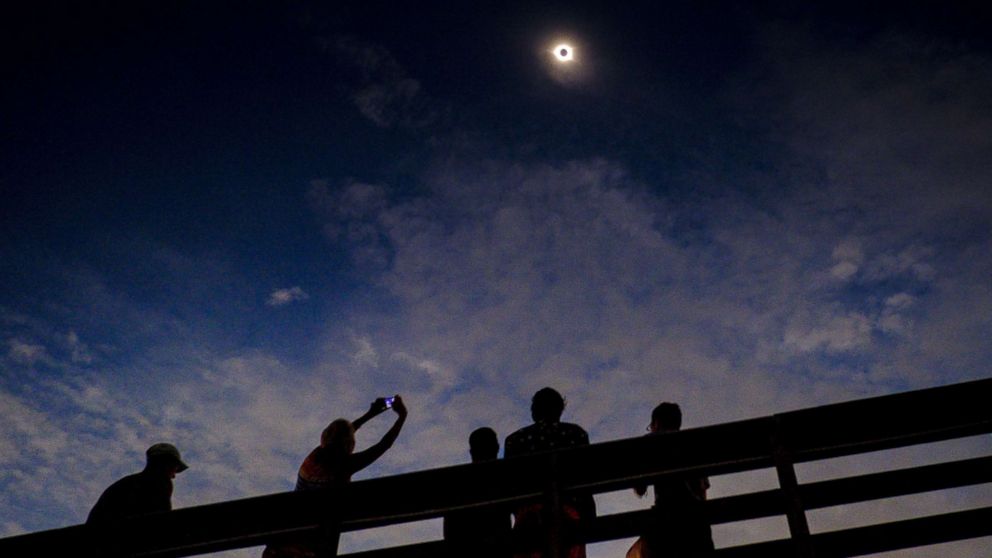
[553,44,574,62]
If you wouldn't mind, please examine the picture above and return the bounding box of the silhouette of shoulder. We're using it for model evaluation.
[296,446,358,491]
[504,421,589,457]
[87,471,172,524]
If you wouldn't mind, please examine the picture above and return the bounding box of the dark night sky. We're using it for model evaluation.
[2,2,991,555]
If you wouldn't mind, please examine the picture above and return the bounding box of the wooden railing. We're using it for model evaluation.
[2,377,991,557]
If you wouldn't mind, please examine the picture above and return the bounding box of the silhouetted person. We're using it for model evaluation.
[629,402,713,558]
[443,427,511,558]
[504,387,595,558]
[263,395,408,558]
[86,443,188,524]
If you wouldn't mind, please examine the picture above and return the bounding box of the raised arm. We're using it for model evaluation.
[350,395,408,473]
[352,398,389,431]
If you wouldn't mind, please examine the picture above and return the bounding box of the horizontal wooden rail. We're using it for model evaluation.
[716,505,992,558]
[341,454,992,558]
[707,454,992,526]
[341,505,992,558]
[1,377,990,558]
[777,378,992,463]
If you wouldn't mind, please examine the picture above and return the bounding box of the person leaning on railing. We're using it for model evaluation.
[628,402,713,558]
[504,387,595,558]
[86,443,189,525]
[262,395,408,558]
[443,427,512,558]
[85,443,189,556]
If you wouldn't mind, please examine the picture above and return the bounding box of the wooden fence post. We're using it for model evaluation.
[771,418,815,558]
[545,452,563,558]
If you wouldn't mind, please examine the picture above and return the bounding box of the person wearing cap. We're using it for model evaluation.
[86,443,189,524]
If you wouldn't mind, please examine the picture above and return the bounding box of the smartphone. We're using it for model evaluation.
[383,396,395,409]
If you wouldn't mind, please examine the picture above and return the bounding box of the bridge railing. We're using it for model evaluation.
[2,377,990,557]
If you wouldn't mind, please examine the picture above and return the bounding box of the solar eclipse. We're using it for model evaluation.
[553,44,574,62]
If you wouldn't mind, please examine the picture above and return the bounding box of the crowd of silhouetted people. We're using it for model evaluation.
[86,387,713,558]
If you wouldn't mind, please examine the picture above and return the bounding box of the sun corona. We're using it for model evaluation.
[553,43,574,62]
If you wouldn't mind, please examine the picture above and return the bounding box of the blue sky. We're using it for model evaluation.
[2,2,991,556]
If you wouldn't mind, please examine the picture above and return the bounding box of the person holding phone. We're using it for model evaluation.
[263,395,408,558]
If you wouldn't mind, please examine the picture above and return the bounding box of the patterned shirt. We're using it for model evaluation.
[504,420,594,558]
[503,421,589,458]
[295,447,353,491]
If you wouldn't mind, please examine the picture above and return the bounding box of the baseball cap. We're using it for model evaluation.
[146,443,189,472]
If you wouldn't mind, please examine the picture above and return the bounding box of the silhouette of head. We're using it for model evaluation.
[531,387,565,423]
[321,419,356,454]
[650,402,682,433]
[145,443,188,478]
[468,427,499,462]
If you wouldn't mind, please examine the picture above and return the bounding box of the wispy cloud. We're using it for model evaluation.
[66,331,93,364]
[308,180,393,270]
[266,287,309,307]
[330,37,436,129]
[6,338,51,366]
[305,145,991,553]
[350,334,380,368]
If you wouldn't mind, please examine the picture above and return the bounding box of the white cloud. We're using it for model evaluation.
[783,312,873,354]
[878,293,917,336]
[392,351,457,396]
[317,157,827,432]
[304,149,990,554]
[0,383,137,527]
[266,287,309,307]
[308,180,393,270]
[0,392,67,465]
[6,338,50,366]
[4,145,986,557]
[863,245,936,283]
[66,331,93,364]
[351,335,380,368]
[884,292,915,310]
[829,261,858,281]
[830,239,863,281]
